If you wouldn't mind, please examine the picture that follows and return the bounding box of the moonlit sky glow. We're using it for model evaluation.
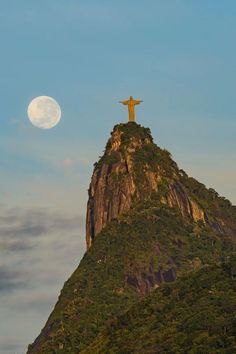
[0,1,236,353]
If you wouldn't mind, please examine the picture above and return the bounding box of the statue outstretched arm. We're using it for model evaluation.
[119,100,129,105]
[134,100,143,105]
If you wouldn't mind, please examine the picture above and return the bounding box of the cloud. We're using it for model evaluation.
[0,224,48,239]
[0,205,84,243]
[0,266,26,293]
[0,239,33,252]
[56,156,91,173]
[0,202,86,354]
[62,157,73,168]
[0,203,85,300]
[5,289,57,313]
[9,117,33,132]
[0,341,23,354]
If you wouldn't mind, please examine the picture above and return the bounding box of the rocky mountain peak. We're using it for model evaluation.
[86,122,210,249]
[86,122,153,249]
[27,122,236,354]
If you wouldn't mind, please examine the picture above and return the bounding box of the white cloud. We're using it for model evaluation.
[0,203,86,353]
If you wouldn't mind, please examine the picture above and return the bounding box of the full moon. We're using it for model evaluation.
[27,96,61,129]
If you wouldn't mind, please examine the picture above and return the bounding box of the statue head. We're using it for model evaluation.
[130,96,133,100]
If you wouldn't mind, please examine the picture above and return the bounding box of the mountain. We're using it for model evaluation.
[27,122,236,353]
[86,122,235,250]
[83,258,236,354]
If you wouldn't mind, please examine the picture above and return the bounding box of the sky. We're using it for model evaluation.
[0,1,236,353]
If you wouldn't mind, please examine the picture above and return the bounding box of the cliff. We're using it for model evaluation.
[86,122,235,249]
[27,122,236,354]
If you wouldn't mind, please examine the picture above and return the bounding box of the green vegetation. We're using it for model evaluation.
[180,174,236,228]
[84,258,236,354]
[94,122,180,198]
[28,122,236,353]
[93,122,175,172]
[115,122,153,146]
[27,199,236,353]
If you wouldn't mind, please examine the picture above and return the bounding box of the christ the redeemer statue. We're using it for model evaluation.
[119,96,143,122]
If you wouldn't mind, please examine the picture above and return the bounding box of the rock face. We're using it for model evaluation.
[86,128,138,248]
[86,123,217,249]
[27,122,236,354]
[86,122,236,249]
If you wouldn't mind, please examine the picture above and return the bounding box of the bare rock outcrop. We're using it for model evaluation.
[86,123,209,249]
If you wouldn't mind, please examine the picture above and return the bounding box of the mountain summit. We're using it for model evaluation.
[86,122,235,249]
[27,123,236,353]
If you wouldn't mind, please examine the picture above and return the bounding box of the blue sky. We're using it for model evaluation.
[0,1,236,353]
